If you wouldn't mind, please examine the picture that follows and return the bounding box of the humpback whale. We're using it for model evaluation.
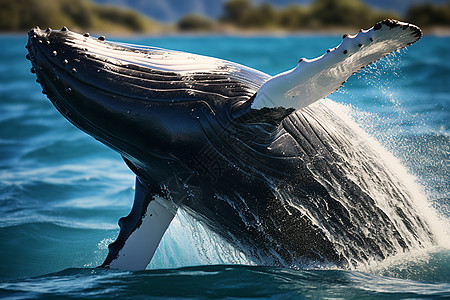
[26,20,435,270]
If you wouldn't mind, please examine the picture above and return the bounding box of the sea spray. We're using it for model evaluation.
[149,209,258,269]
[320,99,448,262]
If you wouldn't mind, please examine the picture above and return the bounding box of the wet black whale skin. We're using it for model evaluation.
[26,24,430,268]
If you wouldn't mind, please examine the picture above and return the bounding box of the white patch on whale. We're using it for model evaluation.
[109,196,177,271]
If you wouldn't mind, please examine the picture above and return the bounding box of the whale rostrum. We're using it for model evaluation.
[26,20,435,270]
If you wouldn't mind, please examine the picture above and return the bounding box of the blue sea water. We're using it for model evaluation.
[0,33,449,299]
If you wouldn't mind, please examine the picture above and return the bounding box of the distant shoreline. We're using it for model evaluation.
[3,26,449,38]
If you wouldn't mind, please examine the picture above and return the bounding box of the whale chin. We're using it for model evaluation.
[26,21,435,270]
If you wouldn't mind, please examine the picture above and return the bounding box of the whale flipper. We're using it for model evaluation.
[251,19,422,110]
[101,178,177,270]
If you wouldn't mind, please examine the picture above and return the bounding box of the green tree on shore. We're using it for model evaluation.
[406,3,450,28]
[177,14,215,31]
[0,0,156,33]
[220,0,399,30]
[310,0,397,28]
[1,0,449,33]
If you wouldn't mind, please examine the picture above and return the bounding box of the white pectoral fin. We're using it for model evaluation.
[251,19,422,110]
[109,196,177,271]
[101,178,177,271]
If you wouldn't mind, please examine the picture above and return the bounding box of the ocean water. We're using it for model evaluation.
[0,33,449,298]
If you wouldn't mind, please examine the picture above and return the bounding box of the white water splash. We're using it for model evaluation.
[148,209,257,269]
[322,99,450,252]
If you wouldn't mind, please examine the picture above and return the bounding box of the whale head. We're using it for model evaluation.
[26,27,267,184]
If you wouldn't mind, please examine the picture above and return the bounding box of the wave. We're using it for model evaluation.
[1,264,449,299]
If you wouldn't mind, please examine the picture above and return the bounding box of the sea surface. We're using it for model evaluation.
[0,33,449,299]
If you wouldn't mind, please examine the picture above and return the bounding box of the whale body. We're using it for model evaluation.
[26,20,435,270]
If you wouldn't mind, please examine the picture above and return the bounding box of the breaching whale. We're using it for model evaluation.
[26,20,435,270]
